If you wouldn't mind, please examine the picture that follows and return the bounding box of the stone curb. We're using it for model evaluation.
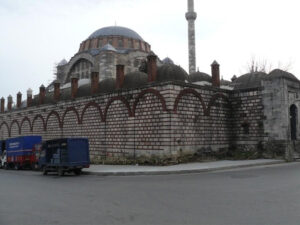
[83,160,286,177]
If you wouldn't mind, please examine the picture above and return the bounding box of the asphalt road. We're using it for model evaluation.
[1,162,300,225]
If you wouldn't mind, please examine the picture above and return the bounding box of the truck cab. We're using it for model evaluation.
[0,141,6,169]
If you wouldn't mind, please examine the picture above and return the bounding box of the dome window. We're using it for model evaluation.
[98,39,103,48]
[118,39,124,48]
[129,39,134,49]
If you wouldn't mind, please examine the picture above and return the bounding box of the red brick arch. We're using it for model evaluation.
[173,88,207,115]
[132,88,167,116]
[206,93,231,116]
[46,111,62,129]
[32,114,46,131]
[81,102,104,123]
[20,117,32,133]
[0,121,10,137]
[104,96,132,121]
[10,120,21,136]
[62,107,81,126]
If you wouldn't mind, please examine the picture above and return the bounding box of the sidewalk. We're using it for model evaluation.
[84,159,285,176]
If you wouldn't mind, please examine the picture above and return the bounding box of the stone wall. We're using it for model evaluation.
[231,88,267,157]
[0,82,266,163]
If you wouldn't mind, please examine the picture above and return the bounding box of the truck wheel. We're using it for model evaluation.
[58,167,64,176]
[74,168,82,175]
[14,164,20,170]
[42,167,48,176]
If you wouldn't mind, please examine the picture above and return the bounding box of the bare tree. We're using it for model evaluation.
[245,56,292,73]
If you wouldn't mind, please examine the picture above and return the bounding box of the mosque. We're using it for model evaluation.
[0,0,299,163]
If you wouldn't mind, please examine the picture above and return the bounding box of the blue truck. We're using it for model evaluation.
[39,138,90,176]
[4,136,42,170]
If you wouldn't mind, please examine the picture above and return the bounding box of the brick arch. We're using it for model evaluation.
[206,93,231,116]
[46,111,62,129]
[132,88,167,116]
[174,88,207,115]
[32,114,46,131]
[62,107,81,126]
[81,102,104,123]
[10,120,21,136]
[21,117,31,130]
[20,117,32,134]
[104,96,132,121]
[0,122,10,137]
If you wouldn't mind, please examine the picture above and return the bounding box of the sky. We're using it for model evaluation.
[0,0,299,100]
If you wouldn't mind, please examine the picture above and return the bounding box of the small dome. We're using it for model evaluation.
[88,26,144,41]
[98,78,116,93]
[267,69,298,82]
[156,64,188,82]
[123,71,148,89]
[220,79,231,86]
[188,71,212,83]
[58,59,68,66]
[231,72,267,90]
[162,57,174,64]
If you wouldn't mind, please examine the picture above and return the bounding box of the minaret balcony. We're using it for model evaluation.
[185,12,197,20]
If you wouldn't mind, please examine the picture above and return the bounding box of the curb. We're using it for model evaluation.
[83,160,286,176]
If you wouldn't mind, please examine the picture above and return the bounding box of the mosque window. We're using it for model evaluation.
[129,39,134,48]
[98,39,102,48]
[108,39,113,45]
[118,39,124,48]
[242,122,250,135]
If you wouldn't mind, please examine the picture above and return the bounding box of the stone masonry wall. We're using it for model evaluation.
[230,88,266,154]
[0,82,265,162]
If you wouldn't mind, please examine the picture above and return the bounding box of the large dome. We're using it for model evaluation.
[88,26,144,41]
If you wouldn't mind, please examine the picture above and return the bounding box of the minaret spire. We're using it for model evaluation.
[186,0,197,74]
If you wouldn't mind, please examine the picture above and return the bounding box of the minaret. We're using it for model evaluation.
[185,0,197,74]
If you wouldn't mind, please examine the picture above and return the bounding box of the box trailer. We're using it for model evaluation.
[5,136,42,170]
[39,138,90,176]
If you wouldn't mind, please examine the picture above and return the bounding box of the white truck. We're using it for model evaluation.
[0,140,6,169]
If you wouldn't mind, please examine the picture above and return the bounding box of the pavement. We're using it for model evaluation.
[84,159,285,176]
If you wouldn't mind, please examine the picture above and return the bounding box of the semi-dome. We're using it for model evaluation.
[156,64,188,82]
[88,26,144,41]
[188,71,212,83]
[123,71,148,89]
[231,72,267,90]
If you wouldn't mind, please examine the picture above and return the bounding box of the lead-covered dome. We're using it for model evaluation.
[188,71,212,83]
[267,69,299,82]
[123,71,148,89]
[231,72,267,90]
[156,64,188,82]
[88,26,144,41]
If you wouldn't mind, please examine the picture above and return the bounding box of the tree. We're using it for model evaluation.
[245,56,292,73]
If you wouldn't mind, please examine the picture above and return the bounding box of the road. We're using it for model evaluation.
[1,162,300,225]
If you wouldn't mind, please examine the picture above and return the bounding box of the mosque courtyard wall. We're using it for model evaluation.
[0,82,266,163]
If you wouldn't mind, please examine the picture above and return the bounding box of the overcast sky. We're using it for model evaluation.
[0,0,299,100]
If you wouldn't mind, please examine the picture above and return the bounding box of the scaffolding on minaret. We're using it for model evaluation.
[185,0,197,74]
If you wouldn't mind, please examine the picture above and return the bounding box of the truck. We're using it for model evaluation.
[39,138,90,176]
[4,136,42,170]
